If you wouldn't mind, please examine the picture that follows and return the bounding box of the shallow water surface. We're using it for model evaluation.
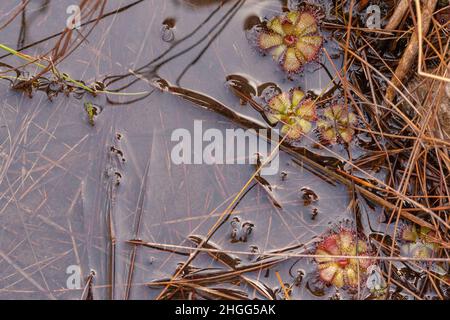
[0,0,421,300]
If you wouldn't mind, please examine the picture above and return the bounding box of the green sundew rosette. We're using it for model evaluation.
[267,88,317,141]
[400,224,440,259]
[317,104,358,144]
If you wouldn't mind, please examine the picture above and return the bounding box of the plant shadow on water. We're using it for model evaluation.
[0,0,448,300]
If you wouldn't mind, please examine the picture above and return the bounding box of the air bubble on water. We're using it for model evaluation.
[161,18,176,42]
[260,85,281,103]
[301,187,319,206]
[311,208,319,220]
[230,217,254,243]
[294,269,305,286]
[245,23,263,48]
[114,171,122,185]
[161,27,174,42]
[110,146,126,162]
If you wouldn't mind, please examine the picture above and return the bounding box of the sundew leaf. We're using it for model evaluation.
[318,104,358,144]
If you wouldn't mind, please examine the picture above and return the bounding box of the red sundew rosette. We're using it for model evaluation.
[258,10,324,73]
[266,88,317,140]
[317,104,358,144]
[315,229,374,288]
